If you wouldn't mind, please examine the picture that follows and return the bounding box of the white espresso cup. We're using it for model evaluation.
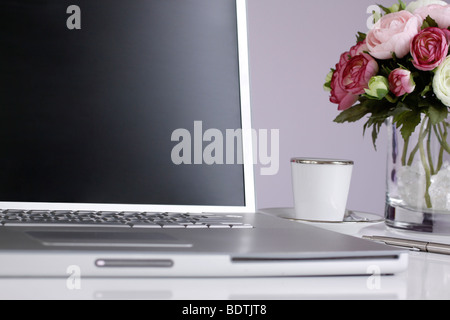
[291,158,354,222]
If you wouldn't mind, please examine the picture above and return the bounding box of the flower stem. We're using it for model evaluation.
[407,142,420,166]
[407,126,428,166]
[402,136,409,167]
[435,122,450,154]
[442,122,450,154]
[418,119,432,209]
[437,138,444,172]
[385,94,398,104]
[435,122,448,172]
[427,125,435,175]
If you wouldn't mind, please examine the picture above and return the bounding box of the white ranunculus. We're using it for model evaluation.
[365,76,389,100]
[433,56,450,107]
[406,0,448,12]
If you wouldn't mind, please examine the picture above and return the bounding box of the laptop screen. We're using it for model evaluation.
[0,0,251,209]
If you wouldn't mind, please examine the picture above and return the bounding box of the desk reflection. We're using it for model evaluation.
[0,275,407,300]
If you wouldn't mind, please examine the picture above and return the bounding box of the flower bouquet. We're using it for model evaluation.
[324,0,450,229]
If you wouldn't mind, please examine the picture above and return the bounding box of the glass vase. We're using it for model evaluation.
[385,115,450,233]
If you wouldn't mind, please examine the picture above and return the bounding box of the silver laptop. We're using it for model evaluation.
[0,0,407,277]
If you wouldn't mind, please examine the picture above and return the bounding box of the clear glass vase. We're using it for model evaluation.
[385,115,450,233]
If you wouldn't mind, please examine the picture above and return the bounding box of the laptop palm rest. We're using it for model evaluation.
[26,231,193,248]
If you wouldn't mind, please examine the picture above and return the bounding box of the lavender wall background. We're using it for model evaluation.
[246,0,396,215]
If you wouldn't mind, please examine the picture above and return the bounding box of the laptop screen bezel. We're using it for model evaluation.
[0,0,256,214]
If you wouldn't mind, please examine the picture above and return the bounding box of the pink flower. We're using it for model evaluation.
[411,27,449,71]
[366,11,422,60]
[330,42,379,111]
[415,4,450,29]
[389,68,416,97]
[349,41,369,57]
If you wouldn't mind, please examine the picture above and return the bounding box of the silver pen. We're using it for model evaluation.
[363,236,450,256]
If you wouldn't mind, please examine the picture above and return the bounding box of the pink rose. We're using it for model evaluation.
[411,27,449,71]
[389,68,416,97]
[366,11,422,60]
[415,4,450,29]
[330,42,379,111]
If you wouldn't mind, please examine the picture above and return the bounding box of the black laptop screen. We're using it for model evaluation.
[0,0,246,206]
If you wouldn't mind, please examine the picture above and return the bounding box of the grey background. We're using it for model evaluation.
[247,0,396,215]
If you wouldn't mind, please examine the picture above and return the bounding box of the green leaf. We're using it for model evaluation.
[384,102,421,141]
[378,4,392,14]
[393,109,422,141]
[427,104,449,125]
[380,65,393,77]
[356,32,366,43]
[422,15,438,29]
[334,97,399,150]
[371,122,383,150]
[361,114,386,150]
[333,103,369,123]
[390,102,412,119]
[378,1,404,14]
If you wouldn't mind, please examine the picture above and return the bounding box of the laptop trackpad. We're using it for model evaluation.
[26,231,193,248]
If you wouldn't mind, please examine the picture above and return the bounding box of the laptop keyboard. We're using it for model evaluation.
[0,210,254,229]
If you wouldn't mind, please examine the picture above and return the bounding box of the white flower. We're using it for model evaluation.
[365,76,389,100]
[406,0,448,12]
[433,56,450,107]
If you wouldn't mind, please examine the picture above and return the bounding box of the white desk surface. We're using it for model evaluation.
[1,208,449,300]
